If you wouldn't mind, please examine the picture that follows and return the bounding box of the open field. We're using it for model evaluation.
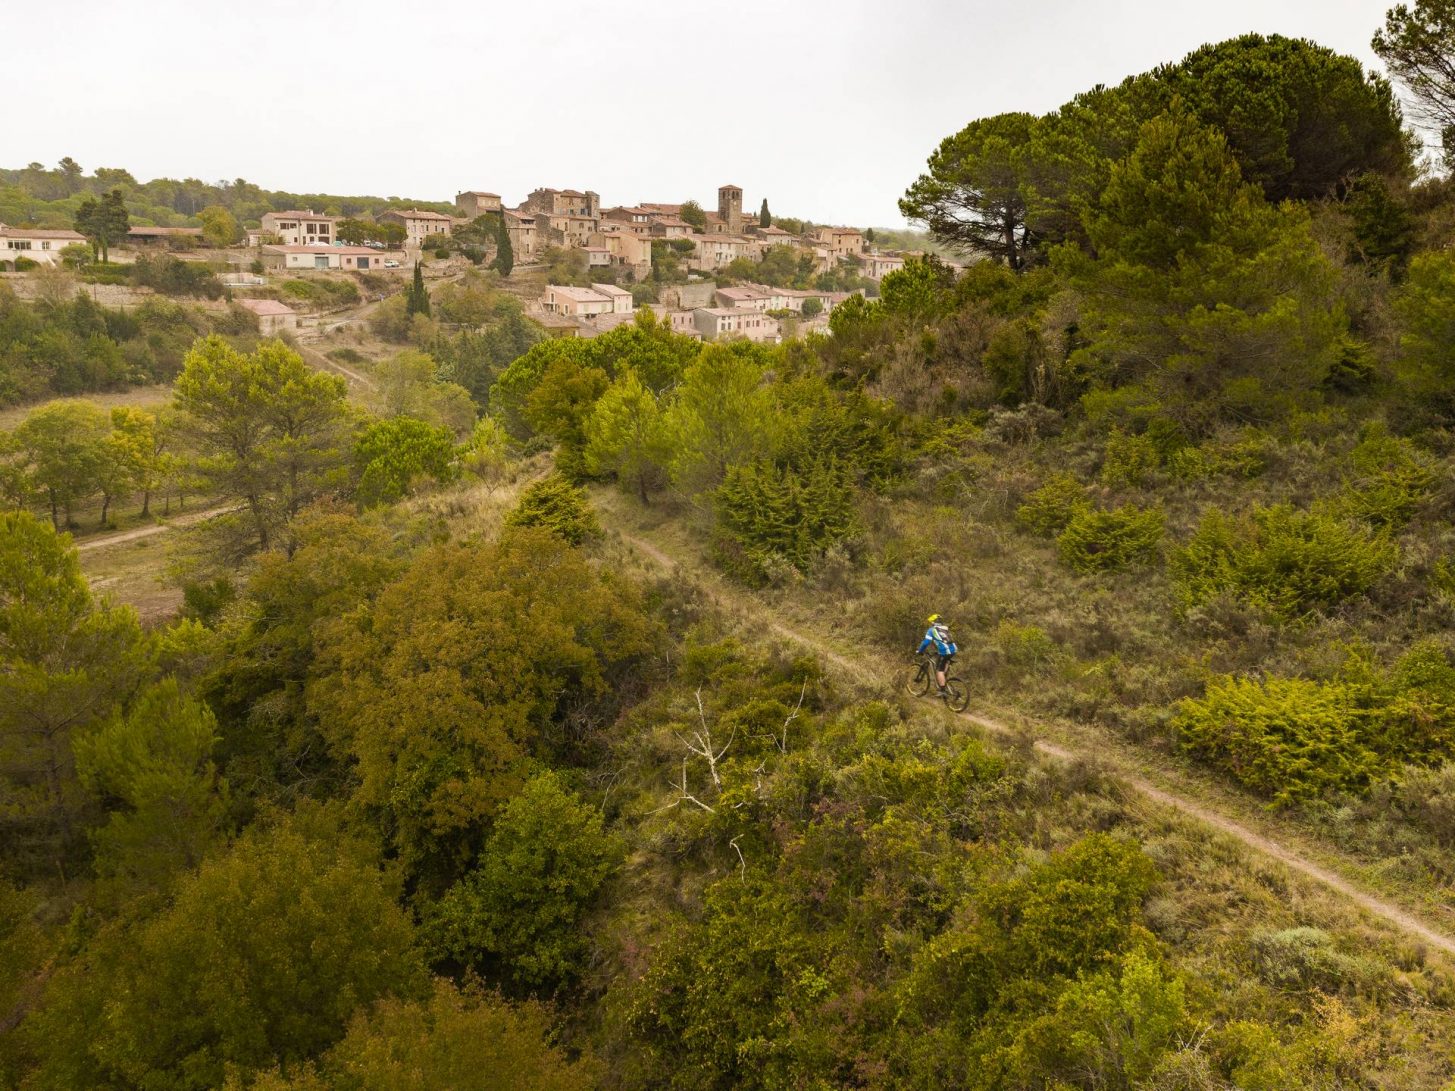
[0,383,173,430]
[79,524,185,624]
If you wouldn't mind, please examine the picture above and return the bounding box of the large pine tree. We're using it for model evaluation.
[759,199,772,227]
[73,187,130,263]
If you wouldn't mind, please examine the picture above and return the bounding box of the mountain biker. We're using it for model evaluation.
[917,614,958,696]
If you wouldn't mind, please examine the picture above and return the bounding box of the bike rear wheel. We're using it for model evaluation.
[943,675,970,713]
[906,660,931,697]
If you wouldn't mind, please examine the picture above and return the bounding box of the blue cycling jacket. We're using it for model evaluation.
[917,623,957,657]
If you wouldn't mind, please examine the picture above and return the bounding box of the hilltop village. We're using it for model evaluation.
[1,180,921,343]
[457,183,907,340]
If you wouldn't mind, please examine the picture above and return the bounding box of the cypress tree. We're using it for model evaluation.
[407,261,431,317]
[759,199,772,228]
[493,216,514,277]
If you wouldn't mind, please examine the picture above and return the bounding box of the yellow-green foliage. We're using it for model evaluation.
[1165,435,1271,480]
[1175,641,1455,803]
[1056,505,1164,572]
[1431,555,1455,603]
[505,473,600,545]
[715,456,858,579]
[1015,473,1091,537]
[1248,927,1389,996]
[1324,425,1437,529]
[1100,428,1161,488]
[993,621,1058,671]
[1170,505,1396,619]
[1174,675,1383,803]
[1212,995,1379,1090]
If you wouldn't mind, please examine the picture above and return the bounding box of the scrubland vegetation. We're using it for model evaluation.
[8,19,1455,1091]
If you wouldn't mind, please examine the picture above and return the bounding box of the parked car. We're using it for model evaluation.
[383,259,401,268]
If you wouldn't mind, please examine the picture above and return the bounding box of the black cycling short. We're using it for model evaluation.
[935,653,955,673]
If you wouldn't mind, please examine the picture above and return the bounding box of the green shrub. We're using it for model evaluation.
[505,473,600,545]
[993,621,1057,671]
[1174,675,1384,803]
[1166,435,1271,480]
[424,771,617,992]
[181,576,237,625]
[1179,640,1455,802]
[355,416,458,507]
[1326,337,1378,392]
[1249,927,1388,995]
[1431,556,1455,603]
[1323,426,1437,529]
[1100,428,1161,488]
[80,262,129,285]
[1056,505,1164,573]
[1395,762,1455,847]
[1015,473,1090,537]
[1375,639,1455,759]
[1170,505,1396,620]
[131,254,223,299]
[715,456,858,579]
[280,278,360,307]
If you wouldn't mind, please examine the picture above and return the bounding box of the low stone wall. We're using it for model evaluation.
[1,273,156,307]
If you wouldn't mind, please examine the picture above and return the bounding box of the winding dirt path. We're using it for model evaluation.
[296,344,375,391]
[74,506,233,553]
[611,526,1455,959]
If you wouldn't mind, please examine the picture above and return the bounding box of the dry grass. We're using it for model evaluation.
[584,496,1455,1084]
[585,411,1455,920]
[0,384,174,430]
[80,530,185,625]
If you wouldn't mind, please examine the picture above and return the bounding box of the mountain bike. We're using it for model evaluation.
[906,653,970,713]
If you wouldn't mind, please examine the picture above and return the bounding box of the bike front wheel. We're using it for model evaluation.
[906,661,931,697]
[943,676,970,713]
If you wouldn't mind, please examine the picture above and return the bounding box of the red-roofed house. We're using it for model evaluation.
[259,245,390,271]
[378,209,453,247]
[861,252,906,280]
[259,210,337,247]
[525,188,601,218]
[0,224,86,267]
[455,191,503,217]
[815,226,865,258]
[542,284,616,317]
[128,225,205,248]
[503,209,539,260]
[237,298,299,335]
[692,306,780,343]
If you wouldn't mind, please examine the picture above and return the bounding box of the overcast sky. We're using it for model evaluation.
[8,0,1399,226]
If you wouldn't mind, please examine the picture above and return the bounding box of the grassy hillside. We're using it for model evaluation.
[9,22,1455,1091]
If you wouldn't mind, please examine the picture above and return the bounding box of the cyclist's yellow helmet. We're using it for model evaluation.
[926,613,940,624]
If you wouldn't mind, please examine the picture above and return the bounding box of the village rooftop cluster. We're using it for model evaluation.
[0,182,921,344]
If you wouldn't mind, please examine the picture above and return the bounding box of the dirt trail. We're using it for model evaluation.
[75,506,231,552]
[613,527,1455,959]
[297,343,375,390]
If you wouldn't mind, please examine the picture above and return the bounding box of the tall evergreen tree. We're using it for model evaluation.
[72,188,130,263]
[407,261,431,317]
[759,199,772,227]
[1375,1,1455,149]
[493,216,514,277]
